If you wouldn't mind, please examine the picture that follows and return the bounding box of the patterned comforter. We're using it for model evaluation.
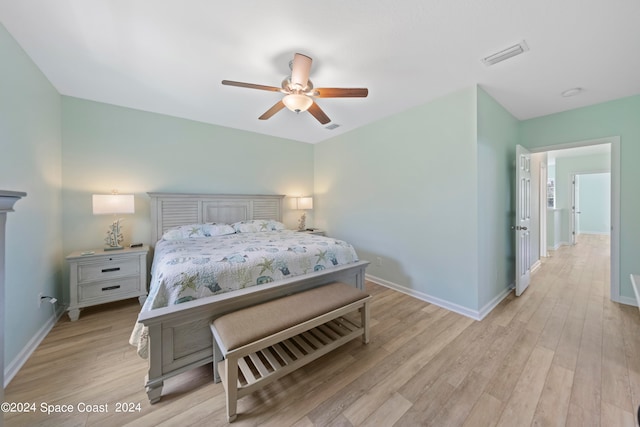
[129,230,359,357]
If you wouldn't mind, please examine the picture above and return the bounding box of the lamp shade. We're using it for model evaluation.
[282,94,313,113]
[296,197,313,210]
[92,194,135,215]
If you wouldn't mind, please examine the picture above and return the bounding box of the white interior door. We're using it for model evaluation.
[515,145,531,296]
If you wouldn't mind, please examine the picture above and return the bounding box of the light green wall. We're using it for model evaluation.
[314,87,480,310]
[477,87,518,309]
[578,173,610,234]
[554,152,610,243]
[520,95,640,299]
[61,97,315,301]
[0,24,63,367]
[547,209,562,249]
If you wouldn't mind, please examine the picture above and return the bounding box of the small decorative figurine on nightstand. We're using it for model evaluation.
[104,219,124,249]
[295,196,313,231]
[297,211,307,231]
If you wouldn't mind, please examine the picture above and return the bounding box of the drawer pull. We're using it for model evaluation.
[102,285,121,291]
[101,267,121,273]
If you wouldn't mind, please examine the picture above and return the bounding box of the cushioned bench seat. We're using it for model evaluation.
[210,281,371,422]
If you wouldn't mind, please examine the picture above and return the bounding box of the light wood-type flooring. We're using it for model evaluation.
[5,234,640,426]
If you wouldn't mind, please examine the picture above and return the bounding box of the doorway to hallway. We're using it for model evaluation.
[529,136,620,303]
[570,172,611,245]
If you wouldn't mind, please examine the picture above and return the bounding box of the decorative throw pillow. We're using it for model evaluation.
[161,223,235,240]
[232,220,285,233]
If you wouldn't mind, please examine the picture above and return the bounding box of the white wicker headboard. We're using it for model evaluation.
[148,193,285,243]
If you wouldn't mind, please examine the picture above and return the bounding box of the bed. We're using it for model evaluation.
[133,193,369,403]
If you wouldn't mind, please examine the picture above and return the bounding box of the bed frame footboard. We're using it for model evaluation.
[137,260,368,403]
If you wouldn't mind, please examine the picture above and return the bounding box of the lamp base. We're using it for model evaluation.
[104,245,124,251]
[297,212,307,231]
[104,218,125,250]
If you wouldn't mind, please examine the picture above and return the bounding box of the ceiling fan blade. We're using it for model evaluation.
[222,80,282,92]
[314,88,369,98]
[258,101,286,120]
[290,53,312,89]
[307,102,331,124]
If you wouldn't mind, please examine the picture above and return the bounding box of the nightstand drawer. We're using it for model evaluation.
[78,258,140,283]
[80,276,141,301]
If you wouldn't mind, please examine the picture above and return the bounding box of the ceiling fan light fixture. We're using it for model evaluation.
[222,53,367,124]
[282,94,313,113]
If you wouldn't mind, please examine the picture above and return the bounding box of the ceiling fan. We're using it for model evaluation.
[222,53,368,125]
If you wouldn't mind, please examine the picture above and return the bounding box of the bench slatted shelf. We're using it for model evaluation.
[211,281,371,422]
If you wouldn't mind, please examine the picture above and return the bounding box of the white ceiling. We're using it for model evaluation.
[1,1,639,144]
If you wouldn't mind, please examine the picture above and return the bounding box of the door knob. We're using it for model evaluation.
[515,226,528,231]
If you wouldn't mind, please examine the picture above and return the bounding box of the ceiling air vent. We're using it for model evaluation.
[325,123,340,130]
[482,41,529,66]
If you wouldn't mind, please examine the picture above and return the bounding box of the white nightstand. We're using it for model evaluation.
[66,246,149,321]
[296,229,326,236]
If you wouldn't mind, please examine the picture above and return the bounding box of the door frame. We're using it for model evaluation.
[539,160,547,257]
[571,173,579,245]
[570,170,610,245]
[530,136,620,304]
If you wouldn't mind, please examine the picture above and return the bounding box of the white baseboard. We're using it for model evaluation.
[615,295,637,307]
[630,275,640,308]
[4,304,66,387]
[548,241,570,251]
[616,274,638,309]
[478,285,513,320]
[365,274,511,321]
[531,260,542,274]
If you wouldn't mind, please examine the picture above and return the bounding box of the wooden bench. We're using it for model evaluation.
[210,281,371,422]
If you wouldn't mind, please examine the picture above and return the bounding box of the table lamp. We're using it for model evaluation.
[92,193,135,250]
[295,197,313,231]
